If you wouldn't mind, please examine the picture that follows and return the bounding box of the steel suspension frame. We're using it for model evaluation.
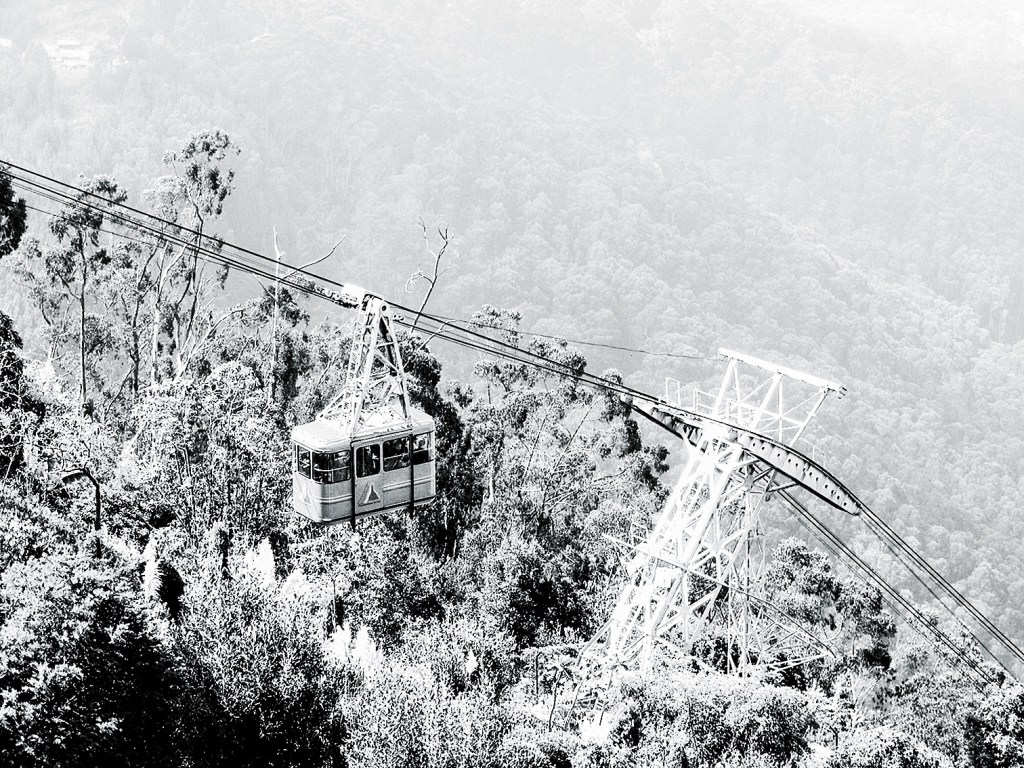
[579,350,844,689]
[319,296,413,430]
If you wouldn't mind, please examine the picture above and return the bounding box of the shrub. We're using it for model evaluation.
[826,726,953,768]
[0,552,186,767]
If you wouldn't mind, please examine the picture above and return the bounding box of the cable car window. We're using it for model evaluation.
[295,445,312,478]
[412,433,433,465]
[330,451,351,482]
[383,437,411,471]
[356,444,381,477]
[312,451,330,483]
[313,450,351,484]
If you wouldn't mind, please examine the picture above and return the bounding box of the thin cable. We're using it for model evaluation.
[7,157,713,363]
[22,202,164,251]
[8,174,320,302]
[7,175,292,299]
[780,489,998,686]
[860,505,1024,665]
[788,507,991,685]
[787,506,990,689]
[7,166,673,410]
[12,174,627,406]
[3,161,313,281]
[430,312,716,361]
[861,513,1022,667]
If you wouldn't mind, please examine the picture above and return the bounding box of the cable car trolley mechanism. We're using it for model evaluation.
[291,284,436,526]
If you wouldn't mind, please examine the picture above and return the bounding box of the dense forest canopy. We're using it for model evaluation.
[1,0,1023,765]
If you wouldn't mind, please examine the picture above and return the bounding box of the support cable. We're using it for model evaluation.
[859,509,1024,666]
[787,508,989,690]
[779,489,997,687]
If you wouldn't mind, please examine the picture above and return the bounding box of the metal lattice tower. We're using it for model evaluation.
[319,296,412,430]
[579,349,843,686]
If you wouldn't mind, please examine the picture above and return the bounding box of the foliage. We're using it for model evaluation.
[12,175,127,412]
[169,547,345,767]
[401,337,483,560]
[610,673,814,768]
[310,519,447,649]
[964,683,1024,768]
[0,549,186,767]
[0,309,43,475]
[148,130,240,383]
[129,359,288,543]
[881,629,980,762]
[338,663,514,768]
[725,686,814,761]
[825,726,953,768]
[0,167,27,259]
[764,538,897,690]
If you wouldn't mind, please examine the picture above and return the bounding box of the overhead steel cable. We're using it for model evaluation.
[22,202,165,251]
[796,533,988,689]
[858,506,1024,667]
[4,175,351,333]
[5,160,716,363]
[784,500,992,690]
[6,160,677,373]
[2,160,319,281]
[11,179,642,413]
[15,193,644,410]
[19,181,188,255]
[861,512,1007,668]
[8,165,679,400]
[426,312,717,361]
[9,172,231,261]
[859,512,1022,668]
[4,165,695,410]
[3,161,705,401]
[5,172,343,311]
[778,490,997,688]
[394,313,632,394]
[4,160,1020,679]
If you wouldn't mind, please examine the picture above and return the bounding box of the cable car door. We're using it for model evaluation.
[354,442,384,515]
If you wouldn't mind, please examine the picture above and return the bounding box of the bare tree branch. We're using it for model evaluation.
[174,306,247,382]
[279,233,347,283]
[406,218,454,333]
[269,231,346,403]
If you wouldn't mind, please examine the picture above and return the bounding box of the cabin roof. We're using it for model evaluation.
[291,408,433,451]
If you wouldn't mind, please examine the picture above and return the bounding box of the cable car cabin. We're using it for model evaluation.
[291,409,435,525]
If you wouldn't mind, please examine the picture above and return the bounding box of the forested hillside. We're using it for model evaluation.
[2,0,1024,765]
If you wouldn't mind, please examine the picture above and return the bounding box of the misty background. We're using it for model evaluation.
[2,0,1023,651]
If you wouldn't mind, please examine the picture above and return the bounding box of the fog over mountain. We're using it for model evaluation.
[1,1,1023,765]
